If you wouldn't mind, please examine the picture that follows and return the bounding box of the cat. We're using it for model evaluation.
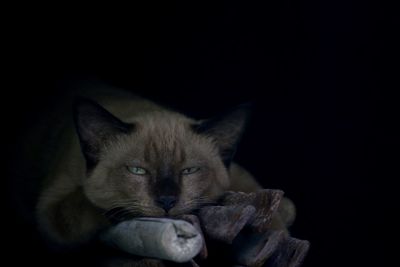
[14,84,294,266]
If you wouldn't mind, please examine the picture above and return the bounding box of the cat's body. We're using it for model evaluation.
[14,85,293,266]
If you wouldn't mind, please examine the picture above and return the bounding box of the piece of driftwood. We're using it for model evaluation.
[198,205,256,243]
[221,189,284,232]
[100,218,203,263]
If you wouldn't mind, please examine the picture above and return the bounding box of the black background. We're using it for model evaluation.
[3,1,397,267]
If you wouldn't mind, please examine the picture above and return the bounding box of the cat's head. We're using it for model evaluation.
[73,98,251,220]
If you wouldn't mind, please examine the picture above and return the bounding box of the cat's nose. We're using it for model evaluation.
[156,196,177,212]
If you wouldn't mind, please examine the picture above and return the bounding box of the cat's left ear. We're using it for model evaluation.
[193,103,252,167]
[73,97,134,169]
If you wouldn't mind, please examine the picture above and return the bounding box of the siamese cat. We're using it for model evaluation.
[19,85,294,266]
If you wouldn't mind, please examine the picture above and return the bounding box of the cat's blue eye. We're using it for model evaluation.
[181,167,200,175]
[127,166,148,175]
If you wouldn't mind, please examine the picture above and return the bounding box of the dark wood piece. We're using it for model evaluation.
[221,189,284,232]
[198,205,256,244]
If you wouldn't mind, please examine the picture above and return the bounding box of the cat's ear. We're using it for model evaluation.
[73,97,133,169]
[193,103,252,167]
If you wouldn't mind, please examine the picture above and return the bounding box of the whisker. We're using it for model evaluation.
[104,207,144,222]
[103,195,217,221]
[104,208,125,222]
[103,202,164,222]
[174,196,217,214]
[107,201,158,210]
[106,200,141,208]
